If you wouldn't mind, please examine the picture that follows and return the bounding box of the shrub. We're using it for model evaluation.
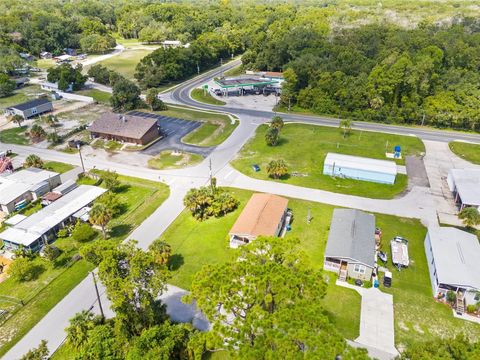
[267,159,288,179]
[466,304,477,314]
[8,258,43,282]
[71,221,96,242]
[446,290,456,305]
[265,127,279,146]
[41,244,60,261]
[24,154,44,168]
[57,228,69,238]
[183,186,239,221]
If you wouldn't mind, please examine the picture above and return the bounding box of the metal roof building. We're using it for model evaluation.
[0,185,106,252]
[424,227,480,307]
[324,209,376,281]
[447,168,480,210]
[0,168,61,214]
[323,153,398,185]
[5,97,53,119]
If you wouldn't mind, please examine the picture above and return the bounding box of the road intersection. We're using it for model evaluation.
[2,59,480,359]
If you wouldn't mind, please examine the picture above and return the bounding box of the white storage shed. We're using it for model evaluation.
[323,153,397,185]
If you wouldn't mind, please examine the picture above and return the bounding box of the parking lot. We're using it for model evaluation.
[128,111,215,156]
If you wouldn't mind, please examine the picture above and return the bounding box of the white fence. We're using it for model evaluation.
[57,92,94,103]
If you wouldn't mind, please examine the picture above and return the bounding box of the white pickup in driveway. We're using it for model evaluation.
[337,280,399,360]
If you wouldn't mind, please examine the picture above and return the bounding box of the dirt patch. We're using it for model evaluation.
[0,256,13,283]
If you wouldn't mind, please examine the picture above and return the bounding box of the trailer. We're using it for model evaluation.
[391,236,409,268]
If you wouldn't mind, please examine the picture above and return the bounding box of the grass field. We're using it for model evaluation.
[231,124,425,199]
[223,65,244,77]
[0,126,30,145]
[158,188,360,339]
[449,141,480,165]
[43,161,74,174]
[158,106,238,147]
[0,85,43,110]
[157,187,480,346]
[76,89,111,104]
[147,150,203,170]
[0,172,169,357]
[191,88,226,106]
[94,49,154,80]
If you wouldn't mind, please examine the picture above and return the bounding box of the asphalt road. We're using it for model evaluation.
[171,59,480,144]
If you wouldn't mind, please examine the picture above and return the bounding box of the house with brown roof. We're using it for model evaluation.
[228,193,289,248]
[88,112,160,145]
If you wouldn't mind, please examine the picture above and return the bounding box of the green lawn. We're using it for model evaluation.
[157,187,479,345]
[94,48,154,80]
[0,85,44,109]
[375,215,480,347]
[449,141,480,165]
[231,124,425,199]
[91,139,123,152]
[158,188,360,339]
[0,126,30,145]
[76,89,111,104]
[147,150,203,170]
[0,173,169,356]
[158,106,238,147]
[191,88,226,106]
[223,65,244,77]
[36,59,56,70]
[43,161,74,174]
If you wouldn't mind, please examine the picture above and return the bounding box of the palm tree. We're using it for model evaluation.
[267,159,288,179]
[265,127,279,146]
[149,240,172,265]
[24,154,44,168]
[458,207,480,228]
[10,114,24,127]
[270,115,284,130]
[29,124,47,140]
[89,203,113,238]
[45,115,59,134]
[339,119,352,138]
[66,310,97,348]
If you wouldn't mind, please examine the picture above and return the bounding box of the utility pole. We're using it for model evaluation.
[421,113,425,126]
[91,272,105,321]
[77,143,85,172]
[307,208,311,224]
[209,157,214,193]
[197,62,200,75]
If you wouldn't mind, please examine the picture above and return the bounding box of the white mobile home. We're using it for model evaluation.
[323,153,397,185]
[424,227,480,313]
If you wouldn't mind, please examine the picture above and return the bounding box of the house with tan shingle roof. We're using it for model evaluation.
[228,193,289,248]
[88,112,160,145]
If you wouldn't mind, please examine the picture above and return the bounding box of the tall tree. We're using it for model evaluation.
[265,127,279,146]
[0,74,15,98]
[185,237,364,359]
[96,240,170,337]
[270,115,284,130]
[89,203,113,239]
[21,340,49,360]
[110,77,141,111]
[339,119,352,138]
[10,114,24,127]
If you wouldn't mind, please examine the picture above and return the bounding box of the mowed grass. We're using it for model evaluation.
[0,172,169,356]
[76,89,111,104]
[158,188,361,339]
[147,150,203,170]
[231,124,425,199]
[0,85,44,109]
[449,141,480,165]
[43,161,74,174]
[95,49,154,80]
[158,106,238,147]
[0,126,30,145]
[191,88,226,106]
[376,215,480,347]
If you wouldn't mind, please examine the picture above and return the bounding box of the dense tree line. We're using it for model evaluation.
[243,19,480,131]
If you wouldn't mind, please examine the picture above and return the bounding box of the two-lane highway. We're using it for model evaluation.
[171,59,480,144]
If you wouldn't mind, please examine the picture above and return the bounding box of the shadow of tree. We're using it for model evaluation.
[113,184,131,194]
[109,224,133,238]
[168,254,184,271]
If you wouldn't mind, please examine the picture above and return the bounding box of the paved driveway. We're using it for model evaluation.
[128,111,215,157]
[337,281,399,360]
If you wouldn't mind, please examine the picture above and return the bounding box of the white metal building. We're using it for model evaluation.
[323,153,397,185]
[447,168,480,210]
[0,185,106,252]
[424,227,480,311]
[0,168,61,214]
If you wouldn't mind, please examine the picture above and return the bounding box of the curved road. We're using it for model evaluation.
[171,59,480,144]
